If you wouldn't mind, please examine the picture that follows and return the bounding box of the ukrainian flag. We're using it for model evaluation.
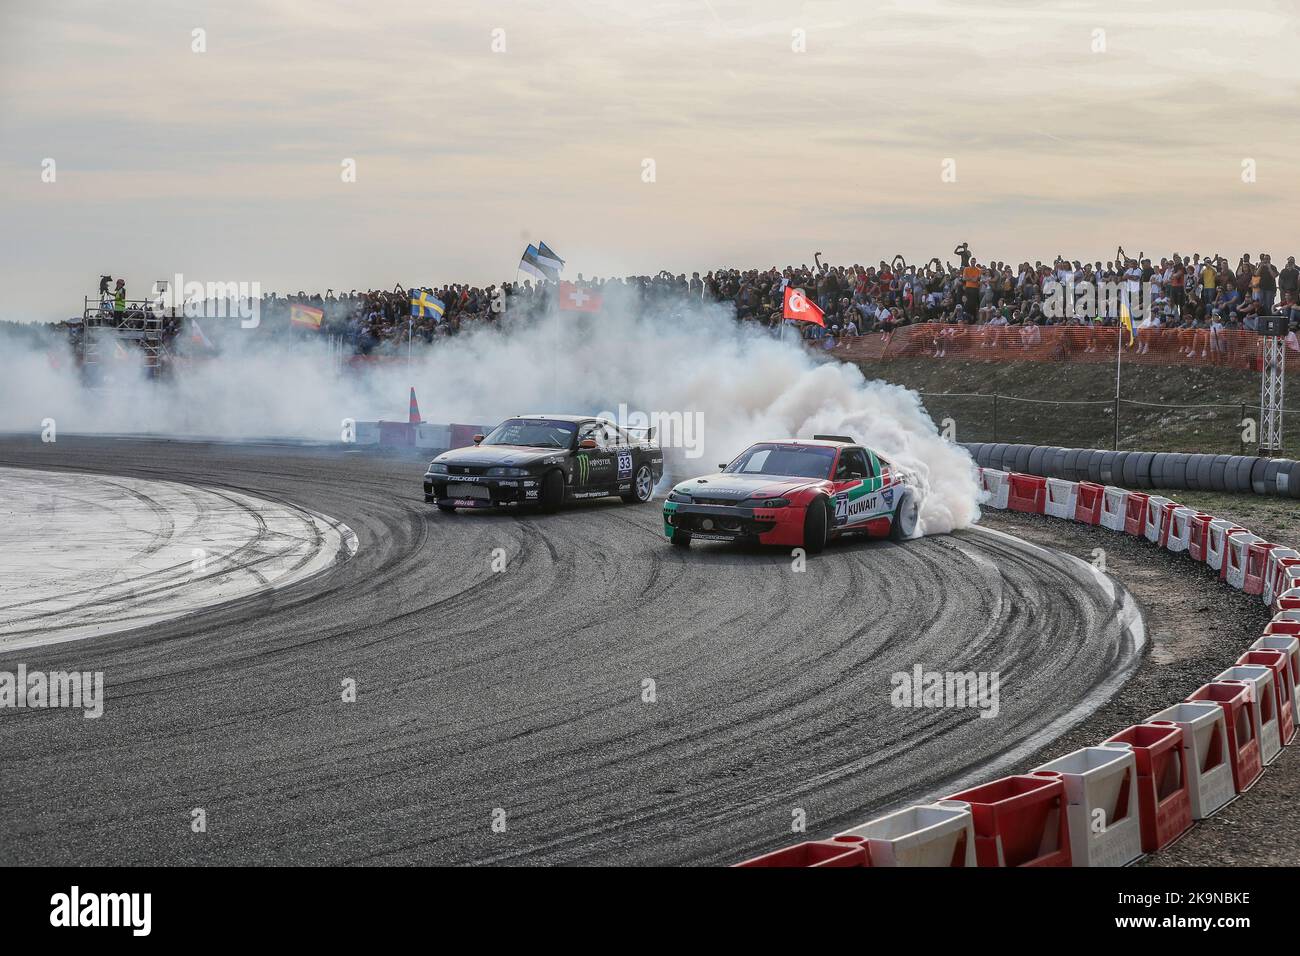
[1119,298,1135,346]
[410,289,445,321]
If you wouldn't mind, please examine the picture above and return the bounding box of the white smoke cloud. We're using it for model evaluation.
[0,291,981,534]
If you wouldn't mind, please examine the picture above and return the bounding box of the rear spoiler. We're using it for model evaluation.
[812,434,856,443]
[624,425,657,442]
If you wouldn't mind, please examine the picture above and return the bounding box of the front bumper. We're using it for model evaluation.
[424,472,542,508]
[662,500,805,546]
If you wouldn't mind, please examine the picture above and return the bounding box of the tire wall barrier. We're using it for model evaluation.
[960,442,1300,499]
[736,465,1298,868]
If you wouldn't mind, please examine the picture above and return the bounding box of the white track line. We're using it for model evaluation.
[931,524,1147,795]
[0,467,358,651]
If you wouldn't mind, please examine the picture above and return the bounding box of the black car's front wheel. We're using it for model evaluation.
[539,470,565,513]
[622,464,654,504]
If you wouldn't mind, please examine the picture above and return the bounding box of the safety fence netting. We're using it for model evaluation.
[838,324,1277,371]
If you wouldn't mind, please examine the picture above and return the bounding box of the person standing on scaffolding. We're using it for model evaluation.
[113,278,127,325]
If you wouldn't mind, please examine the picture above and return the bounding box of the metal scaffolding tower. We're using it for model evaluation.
[1259,314,1287,456]
[76,296,173,383]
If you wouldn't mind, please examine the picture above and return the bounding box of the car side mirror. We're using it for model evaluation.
[472,434,484,444]
[718,463,727,470]
[579,438,598,450]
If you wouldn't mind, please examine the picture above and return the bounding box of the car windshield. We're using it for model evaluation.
[480,419,577,449]
[724,443,837,479]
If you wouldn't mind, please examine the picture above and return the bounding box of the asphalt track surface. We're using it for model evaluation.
[0,436,1144,866]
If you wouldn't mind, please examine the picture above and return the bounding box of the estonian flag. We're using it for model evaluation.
[410,289,446,321]
[537,241,565,273]
[519,244,561,282]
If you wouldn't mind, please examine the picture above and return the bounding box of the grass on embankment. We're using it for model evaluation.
[852,357,1285,454]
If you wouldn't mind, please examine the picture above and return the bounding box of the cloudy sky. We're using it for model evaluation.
[2,0,1298,321]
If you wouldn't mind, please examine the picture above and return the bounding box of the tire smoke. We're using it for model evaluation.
[0,290,981,534]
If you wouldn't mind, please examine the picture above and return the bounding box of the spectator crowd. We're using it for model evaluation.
[81,248,1300,358]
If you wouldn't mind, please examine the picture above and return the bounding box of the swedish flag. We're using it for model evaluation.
[410,289,446,321]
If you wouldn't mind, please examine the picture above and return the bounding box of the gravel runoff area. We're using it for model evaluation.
[979,501,1292,866]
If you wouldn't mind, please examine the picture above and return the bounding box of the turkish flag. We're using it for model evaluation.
[783,287,824,326]
[559,281,602,313]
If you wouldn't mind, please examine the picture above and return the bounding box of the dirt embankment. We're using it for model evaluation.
[852,356,1288,454]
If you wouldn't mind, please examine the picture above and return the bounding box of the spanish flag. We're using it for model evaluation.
[290,303,324,330]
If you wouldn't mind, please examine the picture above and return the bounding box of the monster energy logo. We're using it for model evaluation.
[575,454,590,484]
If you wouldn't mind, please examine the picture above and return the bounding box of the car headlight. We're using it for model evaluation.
[743,497,790,508]
[668,491,692,503]
[485,467,529,477]
[428,463,448,474]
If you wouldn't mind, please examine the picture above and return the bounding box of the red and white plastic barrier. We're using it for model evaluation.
[944,775,1072,867]
[1249,635,1300,728]
[1188,513,1214,562]
[1074,481,1105,524]
[1243,541,1276,595]
[734,838,866,867]
[980,468,1010,510]
[1185,681,1263,793]
[1144,496,1174,546]
[1214,666,1283,765]
[1263,548,1300,607]
[1031,747,1143,868]
[1266,609,1300,637]
[1165,507,1197,554]
[1223,533,1263,589]
[1007,473,1047,514]
[1123,492,1151,536]
[1236,650,1297,746]
[1103,725,1193,854]
[836,802,977,867]
[1044,478,1077,520]
[1100,486,1129,532]
[1205,520,1244,573]
[1145,702,1235,820]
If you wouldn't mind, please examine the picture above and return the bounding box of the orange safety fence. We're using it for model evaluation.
[834,324,1284,371]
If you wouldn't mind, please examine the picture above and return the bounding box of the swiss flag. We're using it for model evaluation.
[559,281,602,313]
[782,286,824,326]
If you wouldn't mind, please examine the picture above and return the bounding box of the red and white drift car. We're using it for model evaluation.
[661,436,921,552]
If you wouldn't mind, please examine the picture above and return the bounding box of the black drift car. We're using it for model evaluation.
[423,415,664,513]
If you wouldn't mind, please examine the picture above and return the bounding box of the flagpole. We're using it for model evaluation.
[408,318,413,369]
[554,279,560,409]
[1114,322,1122,451]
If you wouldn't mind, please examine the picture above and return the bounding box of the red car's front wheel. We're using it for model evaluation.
[802,498,828,554]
